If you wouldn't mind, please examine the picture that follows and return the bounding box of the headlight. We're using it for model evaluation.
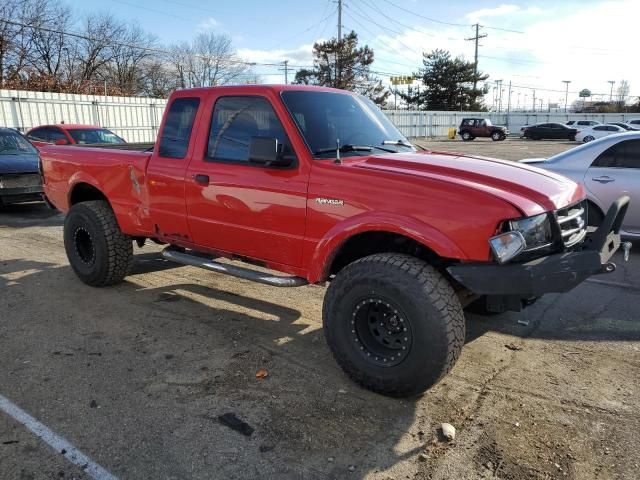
[489,231,526,264]
[509,213,553,250]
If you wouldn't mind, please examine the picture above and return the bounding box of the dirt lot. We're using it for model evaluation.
[412,137,576,161]
[1,139,639,479]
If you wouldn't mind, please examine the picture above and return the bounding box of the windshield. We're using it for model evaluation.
[281,91,413,158]
[67,128,125,144]
[484,119,493,126]
[0,130,38,155]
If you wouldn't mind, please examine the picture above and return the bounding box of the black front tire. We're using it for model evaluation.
[323,253,465,397]
[64,200,133,286]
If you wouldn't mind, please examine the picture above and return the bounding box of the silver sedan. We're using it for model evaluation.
[522,132,639,238]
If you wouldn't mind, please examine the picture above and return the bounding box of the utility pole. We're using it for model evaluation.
[532,90,536,112]
[494,80,502,112]
[283,60,289,84]
[336,0,343,87]
[506,81,512,128]
[562,80,571,113]
[337,0,342,41]
[465,24,487,92]
[608,80,615,102]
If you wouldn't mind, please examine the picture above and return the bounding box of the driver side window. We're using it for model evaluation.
[206,96,295,164]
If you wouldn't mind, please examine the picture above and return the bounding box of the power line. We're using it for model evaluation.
[0,18,295,69]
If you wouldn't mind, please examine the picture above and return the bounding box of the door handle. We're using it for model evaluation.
[592,176,615,184]
[193,174,210,185]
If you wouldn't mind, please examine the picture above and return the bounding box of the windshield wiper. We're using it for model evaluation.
[314,144,373,155]
[382,139,413,148]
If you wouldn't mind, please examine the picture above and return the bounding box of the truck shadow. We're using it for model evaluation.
[464,249,640,344]
[0,202,63,227]
[0,257,423,479]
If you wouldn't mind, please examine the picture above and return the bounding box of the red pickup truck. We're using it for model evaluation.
[41,85,628,397]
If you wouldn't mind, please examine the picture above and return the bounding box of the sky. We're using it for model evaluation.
[64,0,639,108]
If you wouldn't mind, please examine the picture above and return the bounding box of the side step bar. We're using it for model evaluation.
[161,248,308,288]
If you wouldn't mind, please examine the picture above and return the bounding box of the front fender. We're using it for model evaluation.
[307,212,468,283]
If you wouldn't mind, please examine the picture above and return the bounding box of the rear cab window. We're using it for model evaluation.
[158,97,200,159]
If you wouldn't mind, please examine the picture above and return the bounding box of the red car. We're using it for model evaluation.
[40,85,627,397]
[26,124,125,148]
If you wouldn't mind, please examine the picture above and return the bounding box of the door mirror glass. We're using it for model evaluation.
[54,138,69,145]
[249,136,291,166]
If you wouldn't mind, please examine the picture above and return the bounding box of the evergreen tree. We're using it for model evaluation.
[294,31,389,105]
[400,49,488,111]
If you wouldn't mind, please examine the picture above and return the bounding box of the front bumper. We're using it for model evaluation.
[0,174,44,204]
[447,196,629,297]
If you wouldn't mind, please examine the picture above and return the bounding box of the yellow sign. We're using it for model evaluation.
[390,76,416,85]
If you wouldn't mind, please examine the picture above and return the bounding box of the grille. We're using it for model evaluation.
[556,201,587,247]
[0,174,42,189]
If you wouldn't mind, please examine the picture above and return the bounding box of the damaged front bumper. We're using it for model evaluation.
[447,196,629,308]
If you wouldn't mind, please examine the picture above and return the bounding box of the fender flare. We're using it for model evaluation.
[66,172,106,209]
[307,212,468,283]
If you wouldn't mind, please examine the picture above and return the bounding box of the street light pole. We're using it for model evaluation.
[562,80,571,113]
[608,80,615,102]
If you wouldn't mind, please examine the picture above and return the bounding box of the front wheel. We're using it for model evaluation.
[64,200,133,286]
[491,131,503,141]
[323,253,465,397]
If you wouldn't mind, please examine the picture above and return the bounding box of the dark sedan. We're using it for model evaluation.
[0,128,43,206]
[522,123,577,141]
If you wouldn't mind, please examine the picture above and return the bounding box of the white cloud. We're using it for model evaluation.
[466,4,520,21]
[197,17,219,32]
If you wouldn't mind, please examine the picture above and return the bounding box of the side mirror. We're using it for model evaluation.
[54,138,69,145]
[249,136,292,167]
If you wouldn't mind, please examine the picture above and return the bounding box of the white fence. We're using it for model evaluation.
[0,89,167,142]
[1,89,638,141]
[384,110,640,137]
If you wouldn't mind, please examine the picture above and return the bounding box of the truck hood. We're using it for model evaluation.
[0,153,40,174]
[351,151,583,217]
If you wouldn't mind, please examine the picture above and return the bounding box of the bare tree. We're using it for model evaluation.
[102,24,156,95]
[168,32,252,88]
[27,0,72,81]
[616,80,630,103]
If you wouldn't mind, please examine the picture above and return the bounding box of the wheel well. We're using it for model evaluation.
[69,183,108,206]
[328,231,443,277]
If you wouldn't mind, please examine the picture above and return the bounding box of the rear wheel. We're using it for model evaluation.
[583,135,595,143]
[461,131,473,141]
[323,253,465,397]
[64,200,133,286]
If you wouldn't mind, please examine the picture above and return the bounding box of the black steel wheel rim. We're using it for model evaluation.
[350,296,413,367]
[74,227,95,265]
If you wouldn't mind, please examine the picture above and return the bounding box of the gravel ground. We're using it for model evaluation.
[1,141,638,479]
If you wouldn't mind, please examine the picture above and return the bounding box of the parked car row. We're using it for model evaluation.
[520,120,640,142]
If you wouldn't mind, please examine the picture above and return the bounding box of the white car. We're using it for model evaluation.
[575,124,625,143]
[521,131,639,236]
[566,120,601,130]
[627,119,640,129]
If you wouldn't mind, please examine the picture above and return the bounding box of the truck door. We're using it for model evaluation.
[185,93,309,268]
